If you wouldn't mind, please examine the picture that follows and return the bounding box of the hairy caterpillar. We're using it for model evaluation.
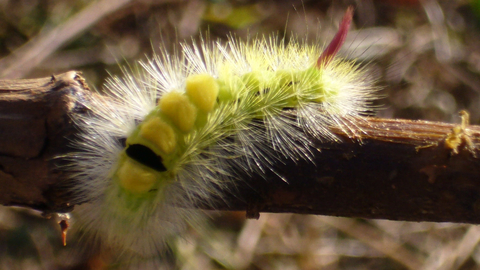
[67,7,375,264]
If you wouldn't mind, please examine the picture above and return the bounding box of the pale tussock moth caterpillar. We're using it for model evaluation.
[66,7,377,265]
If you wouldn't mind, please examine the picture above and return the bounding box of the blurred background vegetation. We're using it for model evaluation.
[2,0,480,269]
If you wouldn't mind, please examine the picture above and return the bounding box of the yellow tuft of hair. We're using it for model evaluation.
[186,74,219,112]
[159,91,198,132]
[117,159,157,194]
[140,117,177,155]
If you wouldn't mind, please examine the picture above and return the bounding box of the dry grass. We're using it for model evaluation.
[2,0,480,269]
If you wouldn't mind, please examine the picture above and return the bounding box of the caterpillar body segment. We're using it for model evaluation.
[117,74,220,195]
[116,61,355,196]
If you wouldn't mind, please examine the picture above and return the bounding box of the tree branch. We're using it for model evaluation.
[1,72,480,224]
[0,72,92,213]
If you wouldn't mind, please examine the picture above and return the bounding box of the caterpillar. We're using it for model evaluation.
[67,7,376,265]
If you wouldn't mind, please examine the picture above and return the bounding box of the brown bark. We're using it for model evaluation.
[0,71,92,213]
[1,72,480,224]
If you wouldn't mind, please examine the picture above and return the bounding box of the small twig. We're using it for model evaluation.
[320,217,423,270]
[0,0,134,79]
